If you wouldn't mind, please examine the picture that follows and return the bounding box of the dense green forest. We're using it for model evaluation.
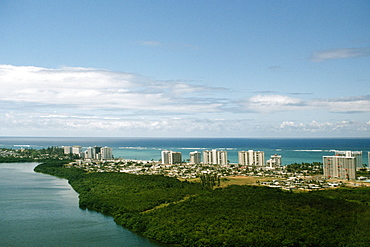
[34,161,370,247]
[0,146,72,163]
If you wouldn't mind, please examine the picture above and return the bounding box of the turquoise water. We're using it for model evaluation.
[0,163,165,247]
[1,137,369,165]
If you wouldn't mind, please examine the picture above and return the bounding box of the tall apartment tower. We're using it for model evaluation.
[266,154,282,169]
[85,147,95,159]
[323,152,357,180]
[161,150,171,164]
[335,151,362,168]
[93,146,102,159]
[72,146,82,157]
[63,146,72,154]
[189,151,201,164]
[101,146,113,160]
[202,149,228,165]
[161,150,182,164]
[171,151,182,164]
[238,150,265,166]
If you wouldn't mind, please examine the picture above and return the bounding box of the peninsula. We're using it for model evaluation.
[34,160,370,247]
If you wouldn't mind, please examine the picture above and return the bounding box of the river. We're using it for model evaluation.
[0,163,165,247]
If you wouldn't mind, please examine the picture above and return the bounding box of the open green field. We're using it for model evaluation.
[184,175,272,187]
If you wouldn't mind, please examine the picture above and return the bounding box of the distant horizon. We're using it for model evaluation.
[1,136,368,165]
[1,136,370,140]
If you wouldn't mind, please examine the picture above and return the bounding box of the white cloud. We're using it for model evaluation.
[0,112,253,136]
[243,95,305,113]
[279,121,303,129]
[2,109,370,137]
[277,120,369,134]
[0,65,223,113]
[242,94,370,114]
[312,96,370,113]
[310,47,370,62]
[0,65,135,89]
[1,65,369,137]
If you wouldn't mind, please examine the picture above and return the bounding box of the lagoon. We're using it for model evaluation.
[0,162,164,247]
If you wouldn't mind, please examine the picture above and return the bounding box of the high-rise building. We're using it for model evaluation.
[72,146,82,157]
[101,146,113,160]
[161,150,182,164]
[238,150,264,166]
[85,146,102,159]
[85,147,95,159]
[161,150,170,164]
[323,152,357,180]
[93,146,101,158]
[266,154,282,168]
[335,151,362,168]
[63,146,72,154]
[202,149,228,165]
[170,151,182,164]
[189,151,201,164]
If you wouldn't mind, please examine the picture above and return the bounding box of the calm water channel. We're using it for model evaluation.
[0,163,165,247]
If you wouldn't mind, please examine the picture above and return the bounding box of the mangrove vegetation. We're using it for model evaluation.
[34,161,370,247]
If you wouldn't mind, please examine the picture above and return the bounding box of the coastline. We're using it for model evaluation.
[1,137,369,165]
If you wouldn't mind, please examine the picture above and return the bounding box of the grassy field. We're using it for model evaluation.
[185,175,273,187]
[219,176,273,187]
[186,175,370,188]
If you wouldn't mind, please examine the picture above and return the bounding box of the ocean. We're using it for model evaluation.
[1,137,369,166]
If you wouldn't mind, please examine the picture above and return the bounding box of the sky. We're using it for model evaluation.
[0,0,369,138]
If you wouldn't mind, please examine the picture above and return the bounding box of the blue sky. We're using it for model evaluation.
[0,0,369,137]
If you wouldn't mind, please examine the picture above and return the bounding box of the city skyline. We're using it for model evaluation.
[0,1,369,138]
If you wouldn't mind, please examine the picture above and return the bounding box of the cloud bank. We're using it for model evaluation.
[1,65,369,137]
[0,65,223,114]
[278,120,370,135]
[241,94,370,114]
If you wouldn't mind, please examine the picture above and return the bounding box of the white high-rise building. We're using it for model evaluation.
[161,150,170,164]
[72,146,82,157]
[323,154,356,180]
[335,151,362,168]
[189,151,201,164]
[161,150,182,164]
[85,147,95,159]
[63,146,72,154]
[266,154,282,169]
[238,150,264,166]
[101,146,113,160]
[202,149,228,165]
